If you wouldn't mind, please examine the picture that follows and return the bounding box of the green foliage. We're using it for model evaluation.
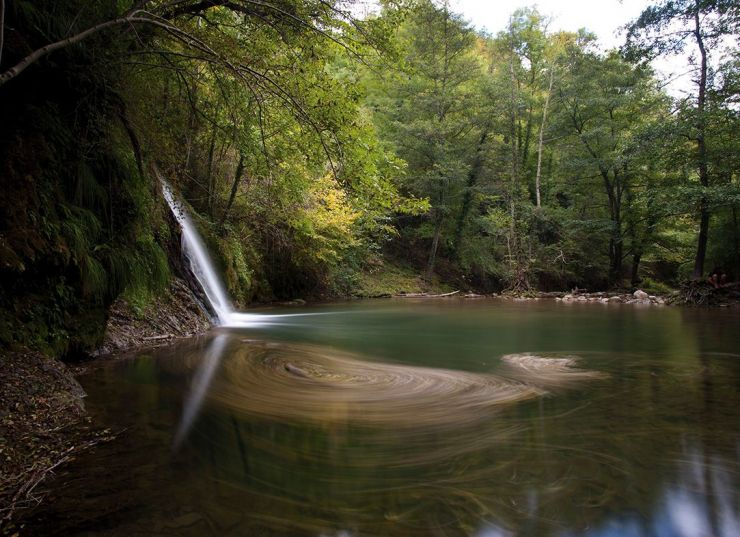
[1,0,738,359]
[362,1,738,291]
[0,0,175,354]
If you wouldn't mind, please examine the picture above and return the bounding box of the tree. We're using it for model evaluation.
[625,0,740,278]
[0,0,413,351]
[554,44,667,284]
[372,0,482,280]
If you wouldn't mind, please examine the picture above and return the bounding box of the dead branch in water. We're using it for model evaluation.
[0,433,115,526]
[394,290,460,298]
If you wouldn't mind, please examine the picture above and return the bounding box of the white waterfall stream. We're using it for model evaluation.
[160,178,326,328]
[161,181,233,325]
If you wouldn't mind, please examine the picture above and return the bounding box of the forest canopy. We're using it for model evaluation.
[0,0,738,354]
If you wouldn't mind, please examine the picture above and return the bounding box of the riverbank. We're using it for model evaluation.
[0,350,97,534]
[377,287,670,305]
[352,262,740,308]
[351,261,454,298]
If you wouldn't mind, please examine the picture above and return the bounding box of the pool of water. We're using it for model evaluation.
[27,299,740,536]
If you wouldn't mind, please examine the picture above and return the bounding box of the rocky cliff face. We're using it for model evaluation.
[95,278,211,356]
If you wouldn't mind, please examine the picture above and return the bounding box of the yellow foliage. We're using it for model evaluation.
[293,174,361,264]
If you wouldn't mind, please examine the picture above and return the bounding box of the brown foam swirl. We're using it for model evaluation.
[206,343,599,428]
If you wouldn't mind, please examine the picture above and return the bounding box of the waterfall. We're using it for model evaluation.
[160,177,322,328]
[161,180,233,325]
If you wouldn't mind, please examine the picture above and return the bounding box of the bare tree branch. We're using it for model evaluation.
[0,10,157,87]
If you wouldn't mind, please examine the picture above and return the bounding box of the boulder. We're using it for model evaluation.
[633,289,649,300]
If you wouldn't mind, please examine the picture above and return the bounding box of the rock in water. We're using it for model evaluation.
[633,289,649,300]
[284,362,310,378]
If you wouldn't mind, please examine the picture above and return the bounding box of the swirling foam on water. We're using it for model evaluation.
[204,342,602,429]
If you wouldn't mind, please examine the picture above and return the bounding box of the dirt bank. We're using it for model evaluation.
[0,350,94,533]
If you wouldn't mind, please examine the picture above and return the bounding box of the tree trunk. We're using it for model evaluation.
[535,67,554,208]
[219,153,246,231]
[508,47,520,270]
[521,105,533,171]
[694,208,710,277]
[609,223,623,285]
[691,9,710,279]
[630,252,642,287]
[453,128,489,255]
[206,129,218,216]
[425,216,443,281]
[604,171,622,285]
[183,88,198,176]
[0,12,169,87]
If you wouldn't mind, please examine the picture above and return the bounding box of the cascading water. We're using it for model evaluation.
[161,180,233,325]
[160,178,324,328]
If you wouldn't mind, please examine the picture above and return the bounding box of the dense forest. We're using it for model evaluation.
[0,0,738,356]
